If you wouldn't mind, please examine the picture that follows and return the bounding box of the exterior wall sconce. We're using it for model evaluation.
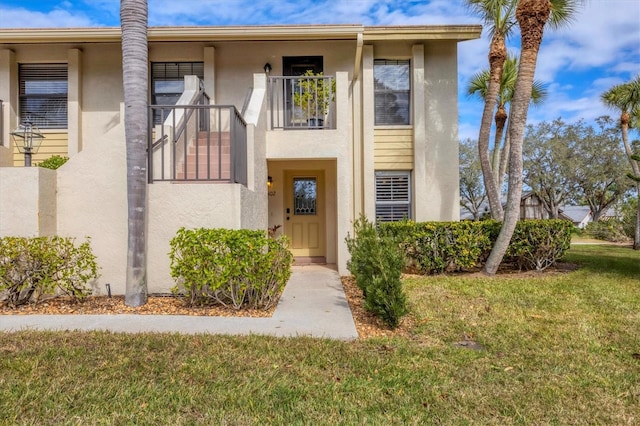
[11,117,44,167]
[267,175,276,197]
[263,63,272,74]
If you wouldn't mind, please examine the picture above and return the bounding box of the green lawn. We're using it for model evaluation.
[1,245,638,425]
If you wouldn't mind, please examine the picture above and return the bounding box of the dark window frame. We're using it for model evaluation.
[151,62,204,124]
[19,63,68,129]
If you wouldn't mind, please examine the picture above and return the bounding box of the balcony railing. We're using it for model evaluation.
[148,104,247,185]
[268,75,336,130]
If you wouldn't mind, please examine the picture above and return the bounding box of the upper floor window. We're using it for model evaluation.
[19,64,68,129]
[374,59,410,126]
[151,62,204,124]
[375,171,411,223]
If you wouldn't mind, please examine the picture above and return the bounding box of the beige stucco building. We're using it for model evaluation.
[0,24,481,295]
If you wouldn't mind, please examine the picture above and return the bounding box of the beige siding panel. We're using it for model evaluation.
[374,128,413,170]
[12,132,68,167]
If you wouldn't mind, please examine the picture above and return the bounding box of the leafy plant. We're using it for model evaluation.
[169,228,293,310]
[346,215,408,328]
[380,220,493,273]
[0,236,99,307]
[292,70,336,121]
[506,219,573,271]
[37,155,69,170]
[585,219,629,243]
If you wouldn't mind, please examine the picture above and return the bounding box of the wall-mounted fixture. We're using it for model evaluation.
[11,117,44,167]
[263,63,272,74]
[267,175,276,197]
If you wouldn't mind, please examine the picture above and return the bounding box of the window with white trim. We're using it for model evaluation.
[19,64,68,129]
[374,59,410,125]
[375,171,411,222]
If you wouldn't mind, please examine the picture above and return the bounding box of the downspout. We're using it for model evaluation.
[353,32,363,81]
[352,31,364,218]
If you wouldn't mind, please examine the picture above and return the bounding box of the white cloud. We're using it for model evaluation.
[0,7,95,28]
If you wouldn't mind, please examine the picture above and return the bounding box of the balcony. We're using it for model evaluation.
[268,75,336,130]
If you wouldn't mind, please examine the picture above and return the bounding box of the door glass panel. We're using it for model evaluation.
[293,178,317,215]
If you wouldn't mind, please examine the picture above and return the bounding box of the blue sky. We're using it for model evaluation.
[1,0,638,141]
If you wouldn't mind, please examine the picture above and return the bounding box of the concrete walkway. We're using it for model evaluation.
[0,265,359,340]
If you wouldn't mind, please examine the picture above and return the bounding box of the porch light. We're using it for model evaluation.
[11,117,44,167]
[263,63,272,74]
[267,175,276,197]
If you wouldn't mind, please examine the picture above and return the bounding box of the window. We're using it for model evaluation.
[374,59,410,125]
[19,64,68,129]
[375,171,411,222]
[151,62,204,123]
[293,177,317,216]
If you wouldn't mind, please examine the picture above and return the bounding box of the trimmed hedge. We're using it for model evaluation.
[380,220,493,274]
[379,219,573,274]
[169,228,293,310]
[0,236,99,307]
[507,220,573,271]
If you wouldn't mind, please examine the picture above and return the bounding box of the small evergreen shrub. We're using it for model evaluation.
[37,155,69,170]
[346,216,408,328]
[169,228,293,310]
[0,236,99,307]
[345,215,379,296]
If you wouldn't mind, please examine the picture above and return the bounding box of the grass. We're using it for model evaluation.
[1,245,638,425]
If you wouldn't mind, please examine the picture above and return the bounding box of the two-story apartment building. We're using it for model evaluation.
[0,24,481,294]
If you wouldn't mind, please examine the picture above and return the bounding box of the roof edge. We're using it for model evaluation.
[0,24,481,44]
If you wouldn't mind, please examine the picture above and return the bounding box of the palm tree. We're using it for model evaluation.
[484,0,579,275]
[465,0,518,220]
[466,54,547,192]
[601,75,640,250]
[121,0,149,306]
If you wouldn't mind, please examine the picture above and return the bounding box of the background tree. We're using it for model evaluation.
[523,117,629,220]
[467,54,547,194]
[523,118,578,218]
[459,138,487,220]
[571,117,631,221]
[121,0,149,306]
[484,0,579,275]
[601,74,640,249]
[465,0,517,220]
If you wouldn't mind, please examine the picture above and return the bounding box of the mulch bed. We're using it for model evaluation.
[0,264,579,339]
[0,295,274,318]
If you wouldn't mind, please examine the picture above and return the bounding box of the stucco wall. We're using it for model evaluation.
[0,167,56,237]
[422,41,460,221]
[147,182,246,293]
[56,106,128,295]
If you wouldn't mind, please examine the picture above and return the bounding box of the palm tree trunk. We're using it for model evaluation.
[491,105,508,188]
[634,184,640,250]
[619,112,640,249]
[121,0,149,306]
[498,127,511,191]
[485,0,550,275]
[478,32,507,220]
